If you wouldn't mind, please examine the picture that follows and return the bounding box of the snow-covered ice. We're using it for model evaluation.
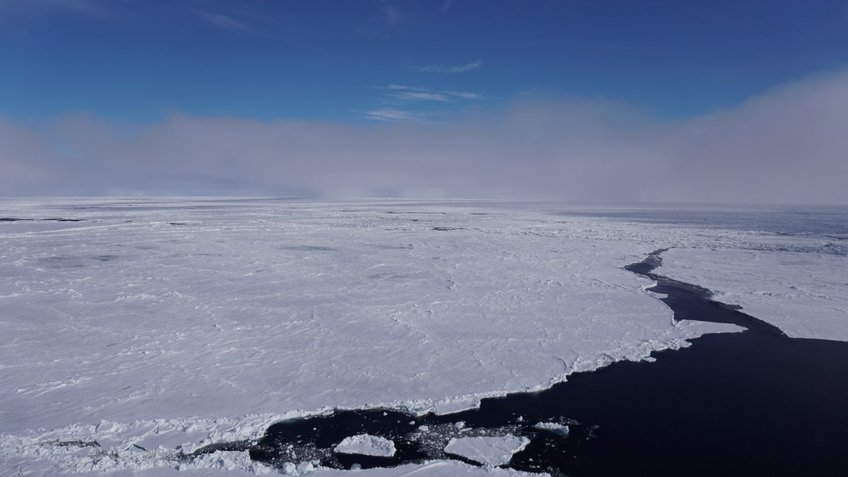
[0,198,778,474]
[444,435,531,467]
[9,456,548,477]
[658,248,848,341]
[333,434,396,457]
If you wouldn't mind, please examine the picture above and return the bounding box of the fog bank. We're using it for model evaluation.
[2,69,847,204]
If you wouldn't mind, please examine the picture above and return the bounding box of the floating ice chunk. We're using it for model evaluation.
[334,434,397,457]
[444,435,530,467]
[533,422,570,437]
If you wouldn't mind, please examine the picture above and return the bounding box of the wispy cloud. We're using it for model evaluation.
[362,108,420,122]
[384,84,483,102]
[447,91,483,100]
[194,9,251,33]
[412,59,483,74]
[366,85,484,121]
[391,91,451,102]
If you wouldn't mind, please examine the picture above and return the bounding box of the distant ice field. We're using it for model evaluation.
[556,205,848,241]
[0,198,844,475]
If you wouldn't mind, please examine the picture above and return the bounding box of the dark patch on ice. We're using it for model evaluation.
[280,245,336,252]
[237,249,848,476]
[742,242,848,257]
[368,272,413,280]
[370,244,414,250]
[68,204,232,212]
[36,256,87,269]
[49,440,101,448]
[386,211,447,215]
[169,222,189,226]
[1,217,83,222]
[35,254,120,268]
[432,226,466,232]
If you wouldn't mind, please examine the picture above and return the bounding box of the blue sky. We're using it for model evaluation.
[2,0,847,123]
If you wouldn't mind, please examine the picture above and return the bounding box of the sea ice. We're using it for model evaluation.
[0,198,747,474]
[333,434,396,457]
[444,435,531,467]
[165,461,549,476]
[658,248,848,341]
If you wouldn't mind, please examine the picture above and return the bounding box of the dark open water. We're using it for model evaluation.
[190,246,848,476]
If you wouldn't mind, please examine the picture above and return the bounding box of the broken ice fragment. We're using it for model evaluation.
[444,435,530,466]
[333,434,396,457]
[533,422,570,437]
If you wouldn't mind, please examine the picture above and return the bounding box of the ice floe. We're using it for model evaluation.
[444,435,530,467]
[333,434,396,457]
[532,422,570,437]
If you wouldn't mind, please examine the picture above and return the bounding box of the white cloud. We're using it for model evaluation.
[2,69,847,204]
[362,108,420,122]
[447,91,483,100]
[391,91,451,102]
[381,85,483,103]
[412,59,483,74]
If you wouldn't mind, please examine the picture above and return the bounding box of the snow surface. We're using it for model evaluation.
[333,434,396,457]
[0,198,753,474]
[5,450,547,477]
[658,248,848,341]
[83,459,548,476]
[444,435,530,467]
